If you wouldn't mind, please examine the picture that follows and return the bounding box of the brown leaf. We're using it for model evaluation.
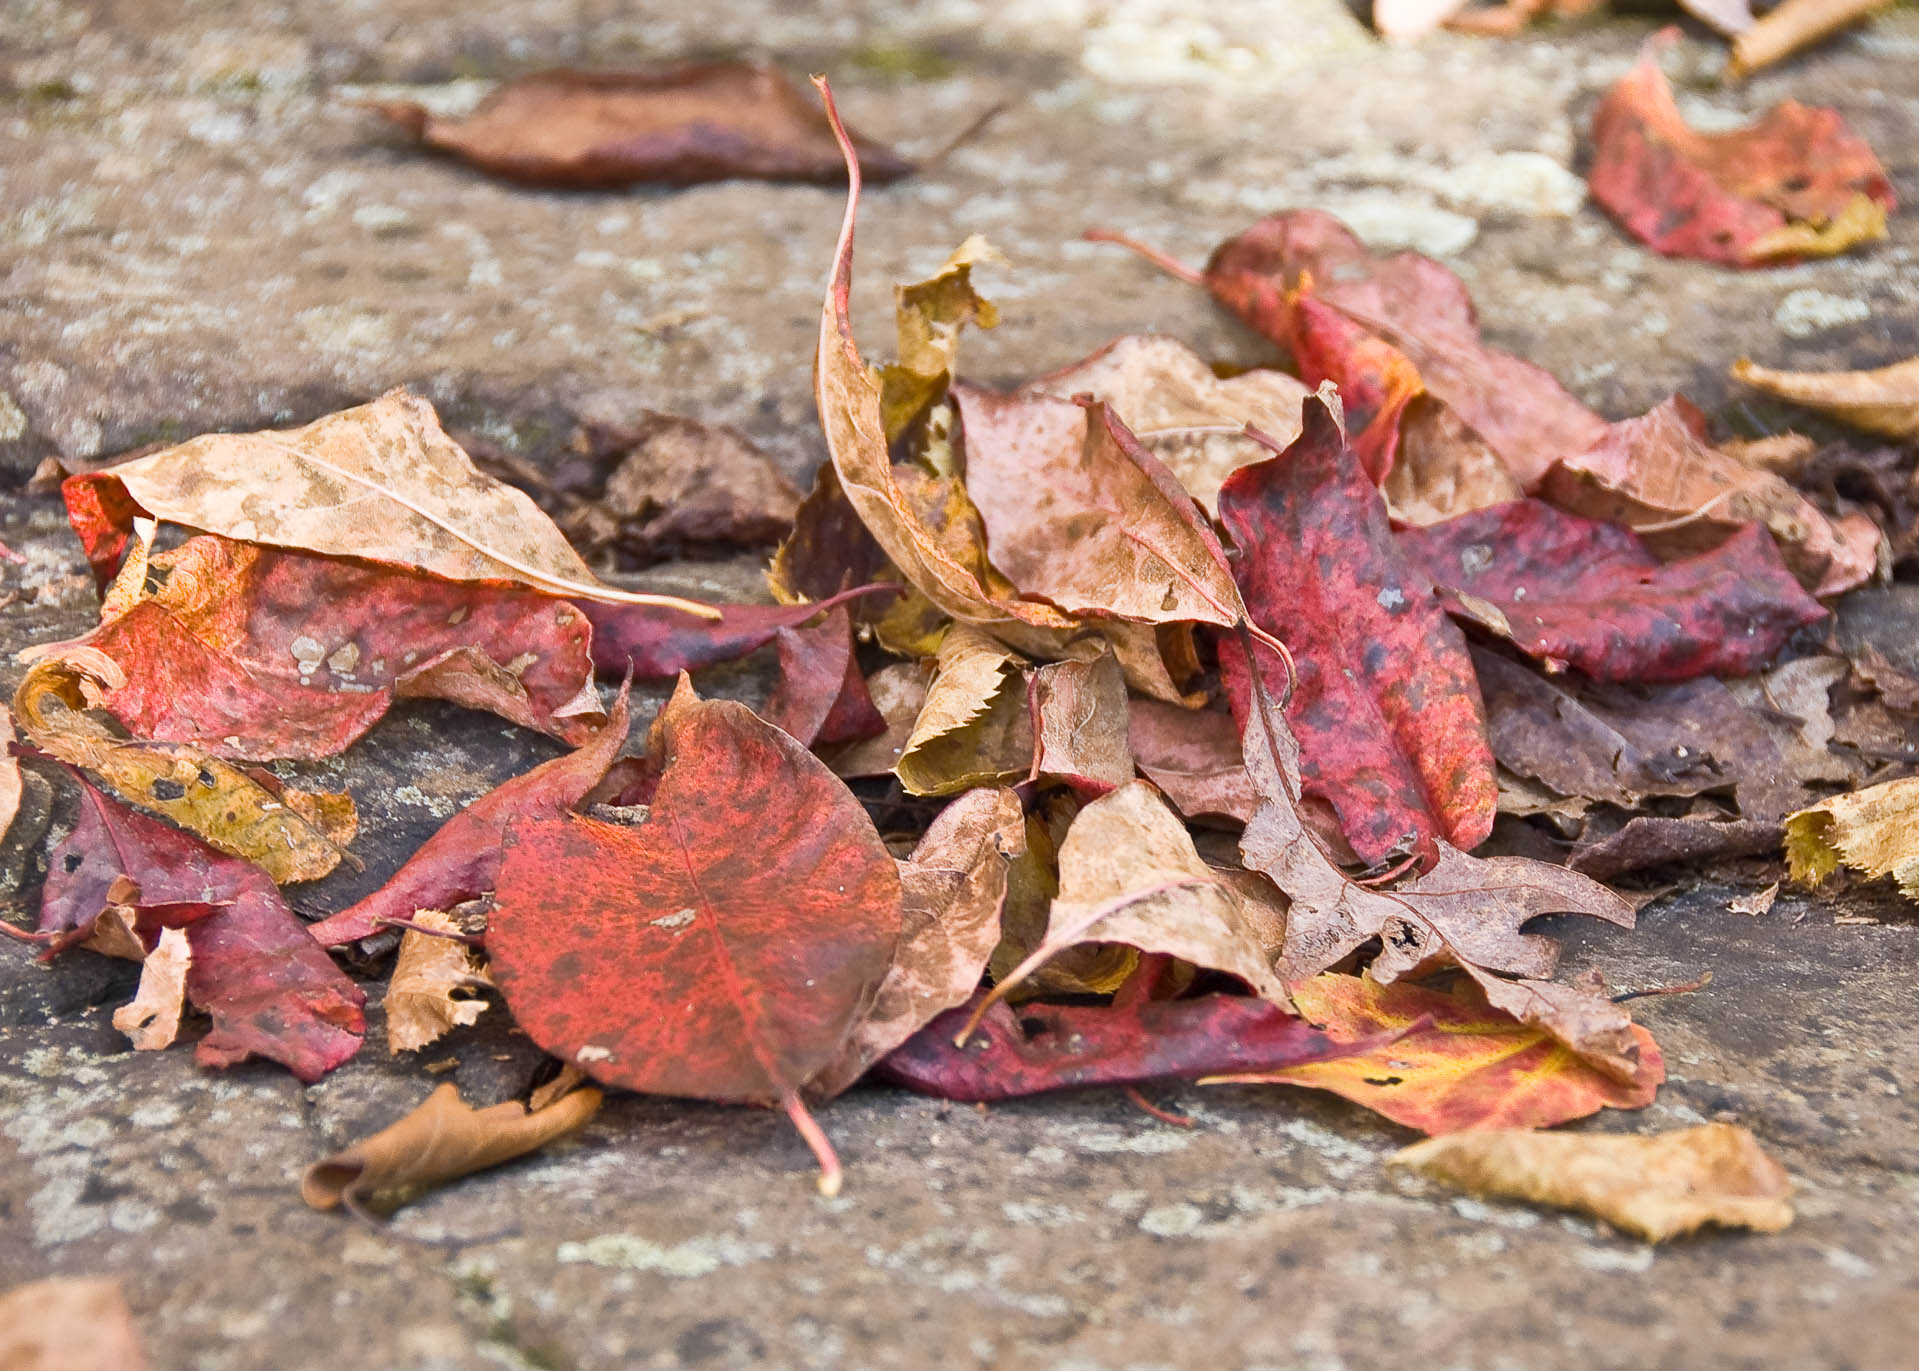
[15,652,357,884]
[301,1082,603,1217]
[1729,0,1894,79]
[111,925,191,1052]
[0,1277,149,1371]
[1786,775,1919,900]
[384,910,491,1055]
[1732,354,1919,441]
[809,787,1024,1097]
[1569,814,1785,881]
[1127,698,1258,825]
[896,626,1033,796]
[1028,648,1134,796]
[364,63,911,188]
[988,803,1140,998]
[1014,333,1309,513]
[989,781,1291,1007]
[1539,398,1882,597]
[62,388,711,616]
[825,663,929,779]
[1392,1123,1794,1241]
[1457,960,1642,1084]
[1383,395,1525,525]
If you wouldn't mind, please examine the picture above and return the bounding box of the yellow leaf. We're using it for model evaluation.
[1732,353,1919,442]
[1786,776,1919,899]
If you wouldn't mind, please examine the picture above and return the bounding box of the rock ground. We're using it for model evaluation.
[2,2,1918,1368]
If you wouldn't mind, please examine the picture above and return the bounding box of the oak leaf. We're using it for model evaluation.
[1392,1123,1793,1240]
[384,910,492,1055]
[1587,30,1896,265]
[302,1081,602,1218]
[363,62,911,188]
[1732,354,1919,441]
[1206,974,1661,1133]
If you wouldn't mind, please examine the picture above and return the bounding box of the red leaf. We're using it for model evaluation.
[762,605,887,749]
[876,993,1395,1102]
[578,584,890,678]
[76,536,600,761]
[305,692,631,948]
[1400,500,1826,682]
[1218,395,1496,864]
[1588,30,1895,266]
[39,778,364,1081]
[1285,287,1423,485]
[1201,210,1606,487]
[484,680,902,1177]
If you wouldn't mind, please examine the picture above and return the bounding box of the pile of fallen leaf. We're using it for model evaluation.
[6,43,1917,1245]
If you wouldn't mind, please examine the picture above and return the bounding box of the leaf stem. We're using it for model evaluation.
[1081,229,1206,287]
[782,1090,843,1197]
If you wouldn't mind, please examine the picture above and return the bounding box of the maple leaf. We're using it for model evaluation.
[879,993,1394,1102]
[1401,500,1826,683]
[1393,1124,1793,1240]
[38,776,365,1081]
[1538,398,1882,597]
[484,677,903,1194]
[1588,29,1896,266]
[49,534,604,761]
[1028,648,1135,796]
[1236,681,1633,983]
[362,62,911,188]
[762,604,887,750]
[809,787,1024,1098]
[0,1278,149,1371]
[61,388,712,616]
[1206,974,1661,1133]
[302,1081,602,1219]
[15,651,357,884]
[1732,353,1919,441]
[384,909,492,1055]
[305,689,631,948]
[1218,392,1497,865]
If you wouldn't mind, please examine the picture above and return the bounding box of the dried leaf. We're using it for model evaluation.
[1014,333,1309,513]
[880,235,1003,441]
[1219,393,1496,864]
[896,625,1033,796]
[579,584,889,679]
[1127,698,1258,825]
[1732,354,1919,441]
[880,992,1388,1102]
[385,910,491,1054]
[988,805,1140,998]
[1588,30,1895,266]
[809,787,1023,1097]
[485,678,903,1186]
[825,663,929,778]
[1237,692,1633,983]
[15,652,357,884]
[1786,775,1919,899]
[1384,394,1525,526]
[1729,882,1781,916]
[1402,500,1826,682]
[990,781,1290,1007]
[763,605,887,749]
[1539,398,1882,598]
[1570,814,1784,881]
[1729,0,1893,79]
[54,534,604,761]
[306,690,630,947]
[1200,209,1606,488]
[0,705,22,851]
[40,778,365,1080]
[0,1277,149,1371]
[1457,959,1642,1084]
[302,1082,602,1217]
[364,62,910,188]
[1392,1123,1793,1240]
[1208,974,1662,1133]
[1028,648,1134,796]
[62,388,709,614]
[112,925,191,1052]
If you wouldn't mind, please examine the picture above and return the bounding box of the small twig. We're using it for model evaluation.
[375,916,486,946]
[1123,1086,1197,1128]
[1080,228,1205,287]
[1611,970,1714,1004]
[915,101,1007,173]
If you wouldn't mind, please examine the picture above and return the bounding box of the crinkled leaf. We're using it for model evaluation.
[896,625,1033,796]
[1786,775,1919,899]
[364,62,910,188]
[1393,1124,1792,1240]
[1028,648,1134,796]
[1732,354,1919,441]
[1219,393,1496,865]
[384,910,491,1055]
[1402,500,1826,682]
[1208,974,1661,1133]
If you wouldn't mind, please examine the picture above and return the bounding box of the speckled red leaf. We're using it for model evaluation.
[1218,394,1496,865]
[1200,209,1605,487]
[484,680,902,1164]
[876,993,1394,1102]
[1400,500,1826,682]
[305,691,631,948]
[70,535,600,761]
[39,777,364,1081]
[762,605,887,749]
[1588,30,1896,266]
[578,584,890,678]
[364,63,912,189]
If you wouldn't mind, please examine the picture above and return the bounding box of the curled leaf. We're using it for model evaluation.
[301,1082,602,1218]
[385,910,492,1055]
[1392,1124,1792,1240]
[112,925,191,1052]
[1786,776,1919,899]
[896,626,1033,796]
[1731,354,1919,441]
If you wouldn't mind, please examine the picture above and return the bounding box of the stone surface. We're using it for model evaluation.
[3,3,1919,1369]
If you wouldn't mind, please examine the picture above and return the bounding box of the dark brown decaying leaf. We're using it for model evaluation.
[364,63,912,188]
[301,1082,602,1217]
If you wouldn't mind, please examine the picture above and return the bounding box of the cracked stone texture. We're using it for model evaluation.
[3,2,1918,1368]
